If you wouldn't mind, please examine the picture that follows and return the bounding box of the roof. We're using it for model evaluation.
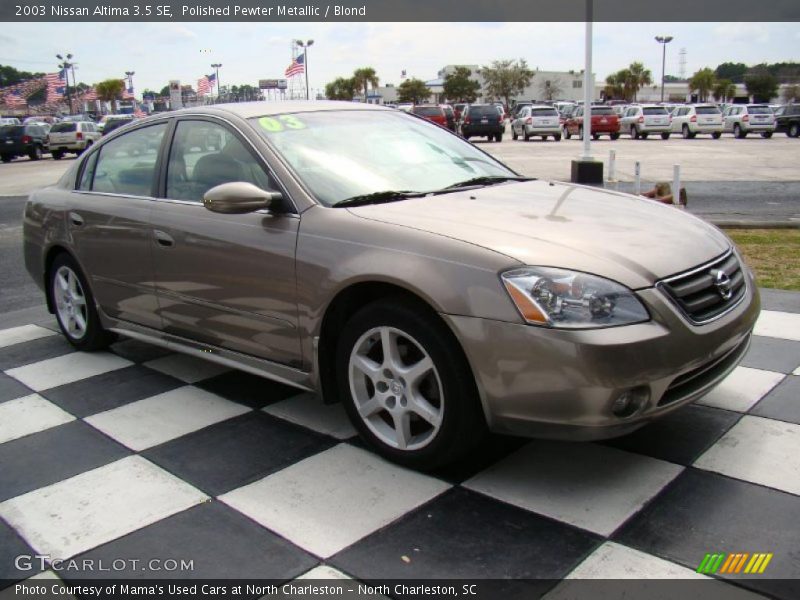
[171,100,391,120]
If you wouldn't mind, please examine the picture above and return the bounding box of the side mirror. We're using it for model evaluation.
[203,181,283,214]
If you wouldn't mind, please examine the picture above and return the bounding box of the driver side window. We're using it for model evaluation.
[165,120,277,203]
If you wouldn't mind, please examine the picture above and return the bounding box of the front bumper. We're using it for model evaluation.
[442,275,760,441]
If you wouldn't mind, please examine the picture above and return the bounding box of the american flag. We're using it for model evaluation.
[45,70,67,102]
[197,73,216,96]
[285,52,305,77]
[133,106,146,118]
[81,87,98,102]
[4,90,25,108]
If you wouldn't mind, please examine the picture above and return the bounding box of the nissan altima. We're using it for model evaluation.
[23,101,759,469]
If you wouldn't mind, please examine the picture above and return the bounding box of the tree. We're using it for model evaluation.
[158,85,171,97]
[539,76,564,102]
[603,71,626,100]
[0,64,44,88]
[689,68,716,102]
[713,78,736,102]
[95,79,125,113]
[397,78,431,104]
[626,62,652,102]
[782,84,800,104]
[353,67,379,101]
[442,66,480,103]
[325,77,357,101]
[744,69,779,103]
[714,62,748,84]
[480,59,534,109]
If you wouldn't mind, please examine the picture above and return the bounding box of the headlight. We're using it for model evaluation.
[501,267,649,329]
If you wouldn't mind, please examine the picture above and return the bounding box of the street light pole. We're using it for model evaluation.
[655,35,673,103]
[295,39,314,100]
[211,63,222,101]
[56,53,74,114]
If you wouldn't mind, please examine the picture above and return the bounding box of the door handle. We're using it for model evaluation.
[153,229,174,247]
[69,212,84,227]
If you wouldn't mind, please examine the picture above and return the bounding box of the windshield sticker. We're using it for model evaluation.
[258,115,306,133]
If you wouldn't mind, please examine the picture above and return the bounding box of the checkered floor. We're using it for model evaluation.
[1,293,798,599]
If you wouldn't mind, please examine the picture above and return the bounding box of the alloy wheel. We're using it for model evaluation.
[54,265,88,340]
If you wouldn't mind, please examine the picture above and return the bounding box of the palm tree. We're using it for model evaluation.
[626,62,652,102]
[353,67,379,103]
[94,78,125,114]
[690,68,716,102]
[713,78,736,103]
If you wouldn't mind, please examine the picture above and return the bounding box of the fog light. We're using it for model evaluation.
[611,386,649,418]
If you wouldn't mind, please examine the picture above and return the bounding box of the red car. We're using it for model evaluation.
[411,104,456,132]
[564,105,620,140]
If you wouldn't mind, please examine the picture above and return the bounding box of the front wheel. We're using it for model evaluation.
[630,126,639,139]
[512,128,518,141]
[51,150,64,160]
[336,300,485,470]
[734,124,746,139]
[788,123,800,138]
[564,128,572,140]
[761,132,773,139]
[712,132,722,139]
[1,154,11,163]
[661,132,671,140]
[554,133,562,141]
[49,253,115,351]
[496,133,503,142]
[29,145,43,161]
[610,132,620,140]
[682,125,691,139]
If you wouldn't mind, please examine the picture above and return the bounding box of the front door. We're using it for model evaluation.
[149,117,302,367]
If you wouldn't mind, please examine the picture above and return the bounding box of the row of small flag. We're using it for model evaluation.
[2,70,135,107]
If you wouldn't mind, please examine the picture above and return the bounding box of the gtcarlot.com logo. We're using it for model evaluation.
[696,552,773,575]
[15,555,195,572]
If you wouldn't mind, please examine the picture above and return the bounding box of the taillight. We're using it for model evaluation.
[525,117,532,124]
[742,114,749,122]
[638,116,644,123]
[76,131,83,140]
[21,135,31,144]
[464,116,471,124]
[690,115,697,122]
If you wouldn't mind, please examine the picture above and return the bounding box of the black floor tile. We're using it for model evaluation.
[68,501,317,579]
[601,405,741,466]
[740,336,800,374]
[614,469,800,600]
[196,370,303,408]
[40,365,184,418]
[0,335,74,371]
[331,487,601,593]
[143,411,335,496]
[430,434,529,483]
[0,420,130,502]
[110,338,173,364]
[750,375,800,425]
[0,517,41,585]
[0,372,33,403]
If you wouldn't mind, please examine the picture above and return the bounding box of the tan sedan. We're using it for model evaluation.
[23,102,759,469]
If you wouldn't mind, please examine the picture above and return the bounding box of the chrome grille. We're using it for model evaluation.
[657,250,746,324]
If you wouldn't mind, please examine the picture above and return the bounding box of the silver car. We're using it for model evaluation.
[620,104,672,139]
[670,105,723,139]
[47,121,102,159]
[722,104,776,138]
[511,105,562,141]
[23,102,759,469]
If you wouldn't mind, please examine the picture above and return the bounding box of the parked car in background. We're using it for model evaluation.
[411,105,456,131]
[564,105,620,140]
[396,103,414,112]
[511,101,533,119]
[670,105,723,139]
[511,105,562,141]
[774,104,800,138]
[23,116,58,125]
[47,121,101,159]
[460,103,505,141]
[102,117,139,136]
[97,114,134,132]
[22,101,760,469]
[0,123,49,162]
[0,117,22,126]
[722,104,776,138]
[60,114,94,123]
[620,105,672,139]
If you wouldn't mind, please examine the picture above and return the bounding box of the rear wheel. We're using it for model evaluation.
[592,132,600,140]
[630,125,639,139]
[564,128,572,140]
[788,123,800,138]
[512,128,518,141]
[336,300,485,470]
[734,124,746,139]
[661,132,671,140]
[610,132,620,140]
[1,154,12,163]
[554,133,562,142]
[48,253,115,351]
[523,129,530,141]
[761,131,773,138]
[496,133,503,142]
[51,150,64,160]
[682,125,691,139]
[712,131,722,139]
[29,145,43,161]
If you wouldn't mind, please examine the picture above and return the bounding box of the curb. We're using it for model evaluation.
[709,220,800,229]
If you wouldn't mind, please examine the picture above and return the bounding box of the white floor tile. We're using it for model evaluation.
[696,366,785,412]
[220,443,450,558]
[263,392,357,440]
[143,354,229,383]
[0,324,56,349]
[566,542,706,579]
[293,566,390,600]
[0,394,75,444]
[464,441,683,536]
[85,386,250,451]
[695,415,800,496]
[754,310,800,342]
[6,352,132,392]
[0,456,207,558]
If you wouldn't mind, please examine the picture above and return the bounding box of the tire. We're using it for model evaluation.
[496,133,503,142]
[641,133,649,140]
[512,128,518,141]
[51,150,63,160]
[661,132,671,140]
[630,125,639,140]
[564,128,571,140]
[578,126,583,139]
[336,299,485,470]
[610,132,620,140]
[523,129,530,141]
[1,154,11,163]
[712,132,722,139]
[734,124,746,139]
[592,133,600,140]
[788,123,800,138]
[554,134,562,142]
[48,253,115,351]
[29,145,43,161]
[761,132,773,139]
[682,125,691,139]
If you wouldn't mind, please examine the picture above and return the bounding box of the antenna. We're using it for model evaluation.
[679,47,687,80]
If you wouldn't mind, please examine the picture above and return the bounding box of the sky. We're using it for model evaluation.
[0,22,797,96]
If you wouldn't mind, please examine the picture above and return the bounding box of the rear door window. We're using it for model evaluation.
[91,123,167,196]
[51,123,77,133]
[696,106,720,115]
[748,106,772,115]
[413,107,443,117]
[643,107,668,115]
[531,108,558,116]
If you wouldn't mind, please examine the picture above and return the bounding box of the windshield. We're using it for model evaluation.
[249,110,515,207]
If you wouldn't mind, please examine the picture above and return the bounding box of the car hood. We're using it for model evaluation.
[346,180,730,289]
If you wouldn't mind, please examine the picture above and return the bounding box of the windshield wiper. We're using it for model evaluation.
[439,175,534,191]
[333,190,426,208]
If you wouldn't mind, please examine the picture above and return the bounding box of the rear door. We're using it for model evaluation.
[643,107,669,128]
[530,107,559,129]
[149,116,302,365]
[695,106,721,127]
[48,122,77,148]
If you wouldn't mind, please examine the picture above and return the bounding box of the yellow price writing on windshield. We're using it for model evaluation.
[258,115,306,132]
